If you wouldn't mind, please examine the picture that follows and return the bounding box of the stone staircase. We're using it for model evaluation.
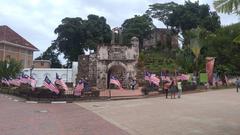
[99,87,143,98]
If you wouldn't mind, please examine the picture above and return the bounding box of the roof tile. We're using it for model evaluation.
[0,25,38,51]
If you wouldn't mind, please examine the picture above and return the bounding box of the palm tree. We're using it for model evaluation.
[213,0,240,43]
[213,0,240,14]
[187,27,203,64]
[186,27,207,83]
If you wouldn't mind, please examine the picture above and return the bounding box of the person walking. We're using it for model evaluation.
[235,78,240,92]
[164,80,170,99]
[177,79,182,98]
[170,78,177,99]
[130,78,136,90]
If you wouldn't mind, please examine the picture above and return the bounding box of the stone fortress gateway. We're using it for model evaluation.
[78,29,139,89]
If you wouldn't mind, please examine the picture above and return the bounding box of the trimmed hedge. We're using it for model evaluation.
[141,82,198,95]
[141,84,160,95]
[0,84,100,101]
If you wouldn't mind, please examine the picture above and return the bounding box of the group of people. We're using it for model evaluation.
[163,77,182,99]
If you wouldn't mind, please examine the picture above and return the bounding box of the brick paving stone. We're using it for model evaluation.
[0,94,128,135]
[78,89,240,135]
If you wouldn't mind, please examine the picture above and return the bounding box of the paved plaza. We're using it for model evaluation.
[77,89,240,135]
[0,95,128,135]
[0,89,240,135]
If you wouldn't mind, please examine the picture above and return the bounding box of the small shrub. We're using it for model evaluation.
[141,84,159,95]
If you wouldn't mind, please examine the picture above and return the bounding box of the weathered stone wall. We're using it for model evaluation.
[77,37,139,89]
[96,37,139,89]
[143,28,178,49]
[88,54,97,86]
[77,55,89,81]
[77,54,97,86]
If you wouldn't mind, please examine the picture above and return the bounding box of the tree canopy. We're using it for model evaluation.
[53,14,112,62]
[214,0,240,15]
[121,14,155,50]
[213,0,240,43]
[202,23,240,75]
[35,46,62,68]
[147,1,221,46]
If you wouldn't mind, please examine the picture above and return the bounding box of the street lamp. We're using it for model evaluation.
[30,65,34,77]
[66,64,69,83]
[6,63,9,77]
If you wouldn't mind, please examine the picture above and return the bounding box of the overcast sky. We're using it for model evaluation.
[0,0,239,63]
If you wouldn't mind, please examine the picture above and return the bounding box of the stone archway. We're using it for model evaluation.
[107,62,127,89]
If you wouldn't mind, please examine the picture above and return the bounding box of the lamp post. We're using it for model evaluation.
[66,64,69,83]
[30,65,34,77]
[6,63,9,78]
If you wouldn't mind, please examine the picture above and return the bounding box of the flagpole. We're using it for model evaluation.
[109,89,111,99]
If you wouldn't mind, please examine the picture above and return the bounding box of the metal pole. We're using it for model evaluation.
[30,65,34,77]
[66,65,68,83]
[109,89,112,99]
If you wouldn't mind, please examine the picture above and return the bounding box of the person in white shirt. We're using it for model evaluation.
[177,80,182,98]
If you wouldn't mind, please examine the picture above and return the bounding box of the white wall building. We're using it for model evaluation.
[23,62,78,87]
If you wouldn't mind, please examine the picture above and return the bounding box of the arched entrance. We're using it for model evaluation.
[107,64,127,89]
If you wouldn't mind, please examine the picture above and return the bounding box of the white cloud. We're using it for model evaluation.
[0,0,238,64]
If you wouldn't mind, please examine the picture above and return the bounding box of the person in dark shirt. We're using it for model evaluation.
[83,80,91,92]
[130,78,137,90]
[235,78,240,93]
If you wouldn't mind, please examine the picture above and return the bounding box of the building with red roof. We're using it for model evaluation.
[0,25,38,68]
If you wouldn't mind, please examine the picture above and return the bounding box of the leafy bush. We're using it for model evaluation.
[139,51,178,73]
[141,84,160,95]
[0,59,22,78]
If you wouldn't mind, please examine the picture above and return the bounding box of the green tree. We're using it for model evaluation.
[185,27,211,82]
[53,14,111,61]
[213,0,240,43]
[213,0,240,14]
[121,14,155,50]
[203,23,240,75]
[0,59,22,78]
[35,46,62,68]
[147,1,221,46]
[176,48,195,73]
[140,49,178,73]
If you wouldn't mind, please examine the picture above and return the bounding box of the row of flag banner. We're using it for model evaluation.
[1,74,37,90]
[1,72,191,93]
[101,73,189,90]
[108,73,190,89]
[1,73,86,96]
[0,57,218,94]
[144,71,190,86]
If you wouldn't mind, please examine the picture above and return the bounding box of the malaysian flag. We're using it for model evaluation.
[161,76,171,82]
[55,73,68,91]
[8,77,14,86]
[30,76,37,91]
[177,74,190,81]
[74,80,84,96]
[43,76,59,94]
[21,74,30,84]
[144,71,151,81]
[12,77,21,87]
[110,76,123,89]
[8,77,19,87]
[1,78,10,86]
[150,74,160,86]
